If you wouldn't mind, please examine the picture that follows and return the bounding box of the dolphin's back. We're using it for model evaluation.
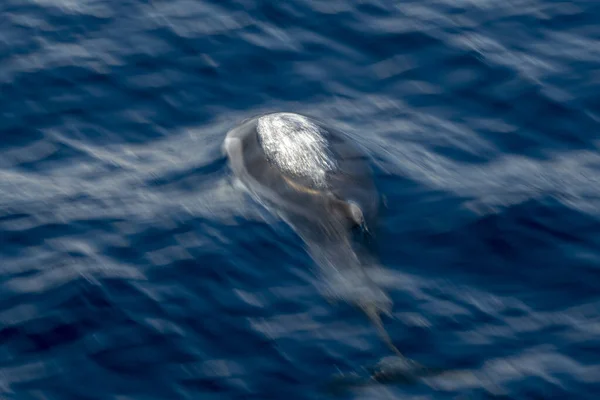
[225,112,379,237]
[256,113,337,191]
[256,113,375,196]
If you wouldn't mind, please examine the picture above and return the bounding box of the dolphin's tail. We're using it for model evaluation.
[361,303,431,378]
[324,311,476,396]
[347,304,461,385]
[321,291,486,396]
[362,303,404,358]
[324,360,480,396]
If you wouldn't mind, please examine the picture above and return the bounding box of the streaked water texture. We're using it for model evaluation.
[2,0,600,398]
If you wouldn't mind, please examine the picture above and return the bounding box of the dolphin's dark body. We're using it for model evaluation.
[223,112,457,389]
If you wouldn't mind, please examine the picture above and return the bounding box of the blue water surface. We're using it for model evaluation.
[2,0,600,398]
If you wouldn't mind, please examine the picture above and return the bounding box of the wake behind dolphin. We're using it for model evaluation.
[223,112,447,388]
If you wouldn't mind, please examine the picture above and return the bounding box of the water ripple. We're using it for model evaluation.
[2,0,600,399]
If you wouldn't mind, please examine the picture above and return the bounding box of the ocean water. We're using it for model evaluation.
[2,0,600,398]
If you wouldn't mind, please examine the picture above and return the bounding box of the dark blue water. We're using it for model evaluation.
[2,0,600,398]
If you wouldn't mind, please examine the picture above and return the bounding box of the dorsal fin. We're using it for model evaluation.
[328,197,365,229]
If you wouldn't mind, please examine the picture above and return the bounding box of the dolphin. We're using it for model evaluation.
[223,112,453,388]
